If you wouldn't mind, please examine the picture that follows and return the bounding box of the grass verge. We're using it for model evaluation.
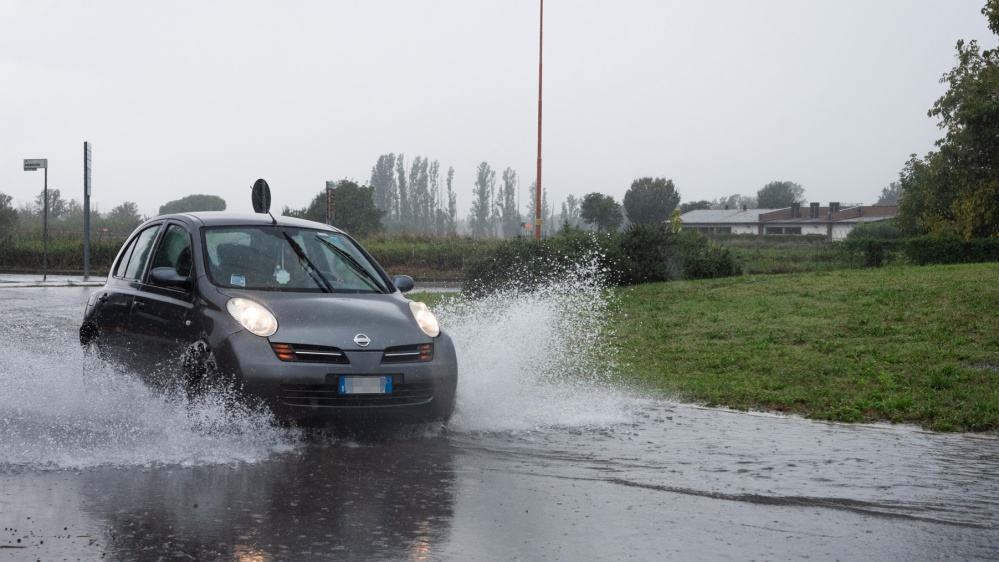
[610,263,999,432]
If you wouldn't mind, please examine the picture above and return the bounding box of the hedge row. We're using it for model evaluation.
[904,234,999,265]
[0,239,121,273]
[843,226,999,268]
[462,225,740,296]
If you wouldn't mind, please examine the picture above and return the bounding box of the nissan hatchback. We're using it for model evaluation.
[79,203,457,425]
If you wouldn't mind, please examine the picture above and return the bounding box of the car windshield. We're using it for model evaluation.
[204,225,390,293]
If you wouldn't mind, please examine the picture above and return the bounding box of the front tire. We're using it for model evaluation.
[79,323,104,383]
[181,340,219,399]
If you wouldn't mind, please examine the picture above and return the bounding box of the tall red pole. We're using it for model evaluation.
[535,0,543,240]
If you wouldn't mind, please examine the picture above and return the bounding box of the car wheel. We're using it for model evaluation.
[79,323,99,351]
[181,340,220,399]
[79,323,103,382]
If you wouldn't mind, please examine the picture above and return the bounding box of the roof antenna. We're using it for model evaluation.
[252,178,277,224]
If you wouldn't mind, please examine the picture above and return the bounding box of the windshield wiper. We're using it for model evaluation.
[315,235,386,293]
[282,231,335,293]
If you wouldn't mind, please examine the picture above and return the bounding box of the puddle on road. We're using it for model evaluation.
[450,400,999,529]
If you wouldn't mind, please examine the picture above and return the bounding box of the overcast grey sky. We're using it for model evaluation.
[2,1,994,220]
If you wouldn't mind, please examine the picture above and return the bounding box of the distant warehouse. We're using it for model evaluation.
[680,203,898,240]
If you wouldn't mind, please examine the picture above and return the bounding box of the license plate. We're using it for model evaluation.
[339,376,392,395]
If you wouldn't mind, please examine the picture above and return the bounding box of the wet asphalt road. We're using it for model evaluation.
[1,286,998,561]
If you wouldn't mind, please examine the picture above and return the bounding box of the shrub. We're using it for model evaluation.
[902,234,999,266]
[617,225,738,285]
[847,220,904,241]
[965,237,999,263]
[842,220,904,267]
[904,234,969,265]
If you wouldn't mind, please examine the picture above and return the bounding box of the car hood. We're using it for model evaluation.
[217,289,430,350]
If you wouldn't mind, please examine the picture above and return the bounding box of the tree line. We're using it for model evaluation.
[356,154,821,238]
[0,188,146,241]
[0,190,235,244]
[0,167,871,245]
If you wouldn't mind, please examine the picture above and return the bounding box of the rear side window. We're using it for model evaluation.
[114,225,161,281]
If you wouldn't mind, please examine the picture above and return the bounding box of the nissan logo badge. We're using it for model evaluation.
[354,334,371,347]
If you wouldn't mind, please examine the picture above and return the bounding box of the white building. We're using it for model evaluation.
[681,203,898,240]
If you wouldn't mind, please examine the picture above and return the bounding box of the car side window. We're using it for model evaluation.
[149,224,194,279]
[117,225,161,281]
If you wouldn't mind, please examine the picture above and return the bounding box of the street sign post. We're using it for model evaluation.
[23,158,49,281]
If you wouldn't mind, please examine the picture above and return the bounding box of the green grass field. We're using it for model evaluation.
[610,263,999,432]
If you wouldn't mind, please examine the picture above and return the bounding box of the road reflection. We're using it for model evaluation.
[80,433,457,561]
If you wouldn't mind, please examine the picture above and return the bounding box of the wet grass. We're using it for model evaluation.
[610,263,999,433]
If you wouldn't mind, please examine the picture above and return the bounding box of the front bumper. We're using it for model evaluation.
[213,329,458,424]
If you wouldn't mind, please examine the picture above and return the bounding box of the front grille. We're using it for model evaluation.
[381,343,434,363]
[271,343,349,364]
[279,380,436,408]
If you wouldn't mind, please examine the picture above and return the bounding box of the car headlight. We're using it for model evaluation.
[409,301,440,338]
[226,298,278,337]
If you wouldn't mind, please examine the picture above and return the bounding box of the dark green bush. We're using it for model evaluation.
[679,234,742,280]
[965,237,999,263]
[617,225,738,285]
[902,234,999,265]
[842,238,898,267]
[847,220,904,241]
[842,220,904,267]
[617,224,681,284]
[904,234,968,265]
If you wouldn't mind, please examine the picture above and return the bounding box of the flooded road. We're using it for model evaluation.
[2,286,997,561]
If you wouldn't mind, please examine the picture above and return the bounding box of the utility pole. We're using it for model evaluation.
[535,0,544,240]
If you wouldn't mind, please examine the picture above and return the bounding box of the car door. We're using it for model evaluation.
[91,223,162,368]
[129,223,198,383]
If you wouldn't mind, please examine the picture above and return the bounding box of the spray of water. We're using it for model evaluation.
[439,254,635,433]
[0,258,635,470]
[0,342,299,471]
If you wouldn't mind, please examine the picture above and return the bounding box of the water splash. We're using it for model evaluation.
[0,342,299,471]
[438,255,635,433]
[0,260,636,470]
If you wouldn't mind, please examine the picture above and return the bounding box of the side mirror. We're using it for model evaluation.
[392,275,415,293]
[150,267,192,291]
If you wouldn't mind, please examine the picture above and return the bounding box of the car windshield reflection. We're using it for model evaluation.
[204,226,389,293]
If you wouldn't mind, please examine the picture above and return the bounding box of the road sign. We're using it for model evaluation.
[24,159,48,171]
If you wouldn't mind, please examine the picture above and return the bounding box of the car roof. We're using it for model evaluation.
[150,212,347,234]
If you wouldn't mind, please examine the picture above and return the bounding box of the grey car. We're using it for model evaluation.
[79,208,457,425]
